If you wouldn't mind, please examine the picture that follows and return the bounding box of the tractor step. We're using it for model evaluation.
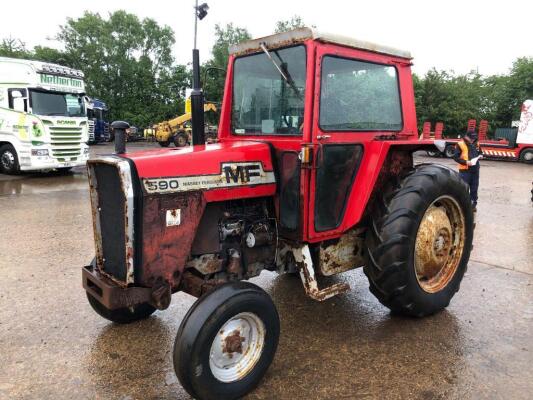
[294,245,350,301]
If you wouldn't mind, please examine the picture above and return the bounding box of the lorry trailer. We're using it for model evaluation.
[424,101,533,163]
[0,57,89,174]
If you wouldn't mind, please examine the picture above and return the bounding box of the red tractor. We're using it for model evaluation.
[83,28,474,400]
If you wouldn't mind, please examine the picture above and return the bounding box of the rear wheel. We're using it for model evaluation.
[519,148,533,164]
[0,144,20,175]
[444,144,455,158]
[86,292,156,324]
[173,282,279,400]
[174,133,188,147]
[364,164,473,317]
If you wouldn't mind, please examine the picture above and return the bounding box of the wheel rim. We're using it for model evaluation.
[523,151,533,161]
[209,312,266,383]
[414,195,466,293]
[177,136,186,146]
[1,151,15,170]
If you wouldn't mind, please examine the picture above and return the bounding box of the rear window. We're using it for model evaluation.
[319,56,402,131]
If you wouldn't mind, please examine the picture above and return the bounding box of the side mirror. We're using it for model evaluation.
[13,97,25,112]
[11,90,23,99]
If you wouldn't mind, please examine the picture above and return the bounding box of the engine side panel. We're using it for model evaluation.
[139,192,206,288]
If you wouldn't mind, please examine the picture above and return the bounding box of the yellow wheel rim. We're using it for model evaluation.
[414,196,466,293]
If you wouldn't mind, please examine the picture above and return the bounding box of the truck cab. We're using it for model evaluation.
[84,29,473,400]
[0,57,89,174]
[86,98,109,144]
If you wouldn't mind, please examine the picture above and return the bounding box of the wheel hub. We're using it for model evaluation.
[415,196,466,293]
[209,312,265,383]
[1,151,15,170]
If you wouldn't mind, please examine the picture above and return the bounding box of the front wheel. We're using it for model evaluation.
[519,148,533,164]
[173,282,279,400]
[86,292,156,324]
[158,140,171,147]
[0,144,20,175]
[364,164,473,317]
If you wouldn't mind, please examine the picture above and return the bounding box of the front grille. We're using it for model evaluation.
[88,158,135,285]
[48,126,84,160]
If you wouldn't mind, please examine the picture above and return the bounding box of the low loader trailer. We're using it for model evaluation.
[424,101,533,163]
[82,28,474,400]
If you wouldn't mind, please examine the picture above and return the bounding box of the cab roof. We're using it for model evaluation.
[229,27,412,60]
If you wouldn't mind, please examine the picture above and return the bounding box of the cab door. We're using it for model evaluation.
[306,44,404,241]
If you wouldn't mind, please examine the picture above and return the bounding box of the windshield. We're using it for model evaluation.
[29,90,85,117]
[232,45,306,135]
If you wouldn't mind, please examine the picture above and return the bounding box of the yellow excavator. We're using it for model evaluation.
[154,102,217,147]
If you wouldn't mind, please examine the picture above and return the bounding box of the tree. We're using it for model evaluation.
[55,11,188,127]
[202,23,251,111]
[274,15,307,33]
[0,37,31,58]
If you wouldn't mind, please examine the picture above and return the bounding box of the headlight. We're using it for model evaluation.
[31,149,49,156]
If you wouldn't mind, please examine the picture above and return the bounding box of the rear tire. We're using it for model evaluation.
[86,292,156,324]
[519,148,533,164]
[444,144,455,158]
[173,282,279,400]
[364,164,473,317]
[0,144,20,175]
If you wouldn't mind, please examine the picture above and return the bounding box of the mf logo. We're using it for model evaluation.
[223,164,261,184]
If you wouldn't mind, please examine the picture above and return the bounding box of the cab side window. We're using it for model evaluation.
[319,57,402,131]
[8,88,28,112]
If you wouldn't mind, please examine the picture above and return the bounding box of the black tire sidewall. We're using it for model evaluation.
[0,145,20,174]
[520,149,533,164]
[174,283,279,400]
[445,145,455,158]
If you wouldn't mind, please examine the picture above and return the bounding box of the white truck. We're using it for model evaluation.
[0,57,89,174]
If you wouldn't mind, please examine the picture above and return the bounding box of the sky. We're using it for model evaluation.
[1,0,531,76]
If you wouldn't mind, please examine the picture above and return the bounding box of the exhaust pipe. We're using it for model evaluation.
[111,121,129,154]
[191,49,205,146]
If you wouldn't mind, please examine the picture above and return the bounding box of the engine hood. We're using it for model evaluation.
[126,141,277,201]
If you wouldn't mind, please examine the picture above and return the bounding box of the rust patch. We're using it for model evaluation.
[226,249,242,275]
[186,254,223,275]
[139,192,206,289]
[222,330,245,357]
[318,228,365,276]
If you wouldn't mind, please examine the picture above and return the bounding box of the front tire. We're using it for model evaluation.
[364,164,473,317]
[0,144,20,175]
[86,292,156,324]
[519,148,533,164]
[173,282,279,400]
[158,140,171,147]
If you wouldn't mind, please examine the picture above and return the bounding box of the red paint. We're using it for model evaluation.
[127,38,431,244]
